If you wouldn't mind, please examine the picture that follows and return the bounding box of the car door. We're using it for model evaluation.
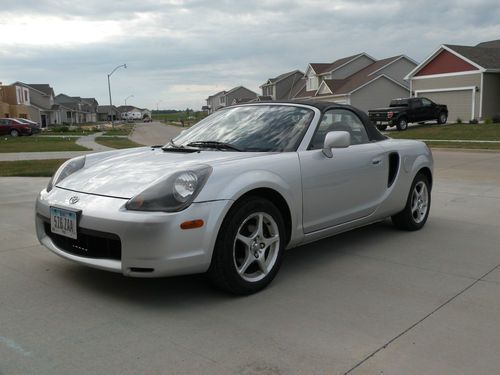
[410,98,425,122]
[420,98,435,121]
[298,109,388,233]
[0,119,8,135]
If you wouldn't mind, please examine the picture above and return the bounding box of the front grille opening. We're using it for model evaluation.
[43,221,121,261]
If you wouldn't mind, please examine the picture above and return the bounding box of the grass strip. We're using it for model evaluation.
[94,137,142,149]
[0,159,68,177]
[0,136,89,152]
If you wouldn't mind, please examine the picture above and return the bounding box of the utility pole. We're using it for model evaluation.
[107,64,127,128]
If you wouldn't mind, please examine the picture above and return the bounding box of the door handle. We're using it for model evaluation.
[372,158,382,165]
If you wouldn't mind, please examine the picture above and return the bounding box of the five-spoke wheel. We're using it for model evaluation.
[208,197,285,295]
[392,173,431,230]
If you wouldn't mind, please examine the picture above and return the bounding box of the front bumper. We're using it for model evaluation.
[35,187,232,277]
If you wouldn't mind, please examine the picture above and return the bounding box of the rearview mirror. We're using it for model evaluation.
[322,131,350,158]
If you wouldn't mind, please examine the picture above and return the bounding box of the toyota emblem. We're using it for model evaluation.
[69,196,80,205]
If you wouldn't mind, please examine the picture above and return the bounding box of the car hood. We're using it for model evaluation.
[57,147,267,198]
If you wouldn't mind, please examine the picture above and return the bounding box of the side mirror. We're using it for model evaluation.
[322,131,350,158]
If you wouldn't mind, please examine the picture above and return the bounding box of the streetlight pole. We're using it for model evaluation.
[124,94,134,106]
[107,63,127,128]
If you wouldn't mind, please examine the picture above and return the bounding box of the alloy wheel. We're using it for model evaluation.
[411,181,429,223]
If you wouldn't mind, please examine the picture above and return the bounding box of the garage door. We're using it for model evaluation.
[417,90,473,122]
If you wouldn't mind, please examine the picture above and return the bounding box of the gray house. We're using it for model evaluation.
[13,82,61,127]
[293,53,417,113]
[205,87,257,113]
[97,105,119,121]
[406,40,500,122]
[55,94,98,124]
[260,70,304,100]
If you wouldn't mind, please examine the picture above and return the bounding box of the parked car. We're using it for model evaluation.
[369,97,448,131]
[35,101,433,294]
[0,118,36,136]
[16,118,41,134]
[143,117,152,123]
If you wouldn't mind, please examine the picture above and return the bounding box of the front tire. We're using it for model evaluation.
[392,173,431,231]
[208,197,286,295]
[396,117,408,131]
[10,129,19,137]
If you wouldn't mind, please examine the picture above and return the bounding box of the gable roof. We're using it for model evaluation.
[309,53,375,75]
[445,44,500,70]
[261,70,304,87]
[407,42,500,79]
[475,39,500,49]
[13,82,55,97]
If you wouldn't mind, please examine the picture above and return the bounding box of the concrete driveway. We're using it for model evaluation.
[0,150,499,374]
[130,121,184,146]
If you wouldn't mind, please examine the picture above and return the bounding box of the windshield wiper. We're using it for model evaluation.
[186,141,242,152]
[162,138,199,152]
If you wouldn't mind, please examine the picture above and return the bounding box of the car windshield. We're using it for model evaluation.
[390,99,409,107]
[168,105,315,152]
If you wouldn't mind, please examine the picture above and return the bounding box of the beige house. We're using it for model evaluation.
[406,40,500,122]
[0,84,31,119]
[293,53,417,113]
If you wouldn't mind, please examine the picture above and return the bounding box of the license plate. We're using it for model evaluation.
[50,207,78,239]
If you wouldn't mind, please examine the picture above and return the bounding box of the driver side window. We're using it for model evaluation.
[309,109,369,149]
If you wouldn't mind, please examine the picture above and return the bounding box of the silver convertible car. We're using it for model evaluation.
[36,101,433,294]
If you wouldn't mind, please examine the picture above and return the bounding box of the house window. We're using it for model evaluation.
[307,76,317,91]
[219,96,225,105]
[24,90,28,102]
[67,111,72,118]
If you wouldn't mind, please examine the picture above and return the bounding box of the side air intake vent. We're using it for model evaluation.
[388,152,400,187]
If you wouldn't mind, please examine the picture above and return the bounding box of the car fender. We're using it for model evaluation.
[197,168,304,247]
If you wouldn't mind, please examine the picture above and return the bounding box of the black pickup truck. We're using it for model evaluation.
[369,97,448,131]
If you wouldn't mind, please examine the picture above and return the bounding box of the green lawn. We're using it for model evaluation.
[387,123,500,141]
[0,136,90,152]
[102,125,134,136]
[95,137,142,149]
[0,159,68,177]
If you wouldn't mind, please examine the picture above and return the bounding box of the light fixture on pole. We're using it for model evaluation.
[124,94,134,106]
[107,63,127,128]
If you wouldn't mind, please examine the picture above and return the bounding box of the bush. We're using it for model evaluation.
[484,117,492,124]
[492,113,500,123]
[51,126,70,132]
[456,117,463,124]
[469,119,478,124]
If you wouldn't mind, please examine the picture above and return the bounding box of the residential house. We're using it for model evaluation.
[260,70,304,100]
[205,86,258,113]
[117,105,150,120]
[0,83,31,120]
[405,40,500,122]
[205,91,226,114]
[55,94,98,124]
[13,82,61,127]
[293,53,417,113]
[97,105,119,121]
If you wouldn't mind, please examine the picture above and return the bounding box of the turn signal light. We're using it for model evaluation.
[180,220,204,230]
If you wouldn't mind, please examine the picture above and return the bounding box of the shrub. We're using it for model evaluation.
[484,117,492,124]
[492,113,500,123]
[469,119,478,124]
[456,117,463,124]
[51,126,69,132]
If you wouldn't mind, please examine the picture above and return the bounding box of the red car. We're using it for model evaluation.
[0,118,35,136]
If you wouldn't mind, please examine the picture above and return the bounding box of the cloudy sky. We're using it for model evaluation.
[1,0,499,110]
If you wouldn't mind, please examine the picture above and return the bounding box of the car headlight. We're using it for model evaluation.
[125,166,212,212]
[46,156,86,192]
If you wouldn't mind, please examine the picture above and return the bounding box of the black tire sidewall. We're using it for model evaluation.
[210,197,286,294]
[397,117,408,131]
[393,173,431,230]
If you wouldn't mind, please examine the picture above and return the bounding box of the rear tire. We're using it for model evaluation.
[376,124,388,131]
[208,197,286,295]
[437,112,447,124]
[392,173,431,231]
[10,129,19,137]
[396,117,408,131]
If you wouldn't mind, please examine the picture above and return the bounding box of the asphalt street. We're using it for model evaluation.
[0,150,499,374]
